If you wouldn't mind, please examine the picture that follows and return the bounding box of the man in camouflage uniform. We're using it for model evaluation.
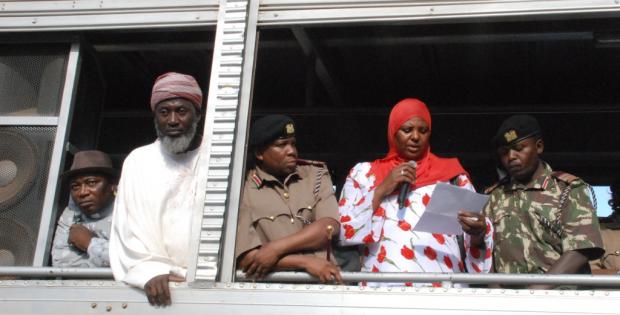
[483,114,603,288]
[235,115,342,283]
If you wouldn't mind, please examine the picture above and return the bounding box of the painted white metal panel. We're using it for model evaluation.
[32,43,80,266]
[0,280,619,314]
[190,0,252,282]
[0,0,218,31]
[216,0,259,283]
[1,2,618,313]
[258,0,620,25]
[0,116,58,126]
[1,0,216,11]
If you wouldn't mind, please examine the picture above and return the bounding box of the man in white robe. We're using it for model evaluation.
[110,72,203,306]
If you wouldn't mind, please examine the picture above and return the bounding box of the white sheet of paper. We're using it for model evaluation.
[412,183,490,235]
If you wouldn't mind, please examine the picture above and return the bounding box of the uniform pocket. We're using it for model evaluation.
[492,212,510,225]
[253,211,295,226]
[491,209,511,244]
[294,206,315,225]
[532,207,563,251]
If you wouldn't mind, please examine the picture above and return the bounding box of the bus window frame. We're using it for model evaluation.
[216,1,620,288]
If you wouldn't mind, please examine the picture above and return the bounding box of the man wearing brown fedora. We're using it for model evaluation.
[109,72,204,307]
[51,150,118,268]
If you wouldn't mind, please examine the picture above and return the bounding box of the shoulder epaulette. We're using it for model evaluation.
[551,171,580,185]
[551,171,595,211]
[296,158,326,168]
[484,176,509,194]
[296,159,329,199]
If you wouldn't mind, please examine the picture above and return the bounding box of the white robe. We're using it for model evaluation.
[109,140,199,288]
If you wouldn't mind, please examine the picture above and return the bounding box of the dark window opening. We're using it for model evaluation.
[251,18,620,196]
[51,29,214,267]
[70,29,215,168]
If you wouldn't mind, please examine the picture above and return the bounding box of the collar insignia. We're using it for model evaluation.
[251,172,262,188]
[504,130,518,143]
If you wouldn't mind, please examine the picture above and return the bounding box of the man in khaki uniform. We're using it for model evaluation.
[483,114,603,289]
[591,178,620,274]
[235,115,342,283]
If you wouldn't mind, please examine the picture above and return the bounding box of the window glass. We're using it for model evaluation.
[593,186,613,217]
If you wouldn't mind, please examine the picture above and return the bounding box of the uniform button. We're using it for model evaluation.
[269,216,275,221]
[283,192,289,199]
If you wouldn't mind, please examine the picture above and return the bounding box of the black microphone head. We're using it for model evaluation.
[398,161,417,209]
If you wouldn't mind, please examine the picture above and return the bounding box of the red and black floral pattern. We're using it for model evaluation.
[338,162,494,287]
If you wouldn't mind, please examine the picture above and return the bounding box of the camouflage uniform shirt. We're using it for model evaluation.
[483,162,603,274]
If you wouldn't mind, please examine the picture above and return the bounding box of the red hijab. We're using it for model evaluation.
[367,98,467,189]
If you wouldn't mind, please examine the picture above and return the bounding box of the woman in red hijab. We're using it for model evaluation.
[338,98,493,286]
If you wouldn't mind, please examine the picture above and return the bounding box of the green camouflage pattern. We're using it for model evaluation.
[483,162,604,274]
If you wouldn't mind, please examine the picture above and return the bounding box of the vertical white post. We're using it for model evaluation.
[33,42,81,267]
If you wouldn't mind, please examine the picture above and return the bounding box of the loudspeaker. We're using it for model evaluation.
[0,127,55,266]
[0,45,67,266]
[0,49,66,116]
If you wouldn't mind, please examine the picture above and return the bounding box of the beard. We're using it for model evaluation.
[155,119,199,154]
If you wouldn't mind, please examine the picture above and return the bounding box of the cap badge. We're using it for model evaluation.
[504,130,518,143]
[285,123,295,135]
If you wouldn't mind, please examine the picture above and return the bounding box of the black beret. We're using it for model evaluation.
[249,114,295,147]
[492,114,542,147]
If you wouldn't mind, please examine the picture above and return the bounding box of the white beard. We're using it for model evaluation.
[155,119,198,154]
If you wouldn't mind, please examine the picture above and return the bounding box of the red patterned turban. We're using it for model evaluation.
[150,72,203,111]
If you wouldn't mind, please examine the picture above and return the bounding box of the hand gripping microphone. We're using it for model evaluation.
[397,160,417,209]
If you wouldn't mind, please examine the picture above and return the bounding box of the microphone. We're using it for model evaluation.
[397,160,417,209]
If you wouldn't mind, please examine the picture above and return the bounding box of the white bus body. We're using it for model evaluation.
[1,1,619,314]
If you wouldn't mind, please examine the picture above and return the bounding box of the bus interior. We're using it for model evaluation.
[251,17,620,201]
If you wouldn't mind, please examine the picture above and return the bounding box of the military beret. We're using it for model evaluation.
[249,114,296,147]
[492,114,542,147]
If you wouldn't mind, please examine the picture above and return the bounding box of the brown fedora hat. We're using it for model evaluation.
[61,150,118,181]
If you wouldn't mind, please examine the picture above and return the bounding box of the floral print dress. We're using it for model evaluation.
[338,162,494,287]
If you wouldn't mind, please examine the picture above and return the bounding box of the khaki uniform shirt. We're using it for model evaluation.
[483,162,604,274]
[235,164,339,260]
[590,216,620,272]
